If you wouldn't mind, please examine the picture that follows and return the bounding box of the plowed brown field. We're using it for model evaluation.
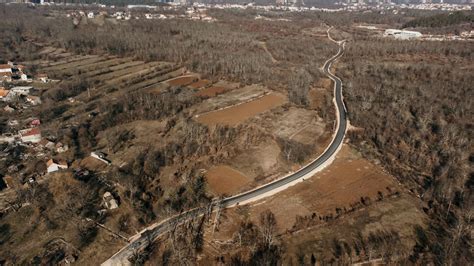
[196,93,286,126]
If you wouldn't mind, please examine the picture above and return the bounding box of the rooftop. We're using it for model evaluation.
[21,127,41,137]
[47,158,67,167]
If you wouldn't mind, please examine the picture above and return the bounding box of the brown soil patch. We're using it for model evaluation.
[245,145,400,232]
[188,79,211,89]
[206,165,252,196]
[204,145,416,257]
[297,148,395,214]
[196,86,226,97]
[196,93,286,126]
[167,76,198,86]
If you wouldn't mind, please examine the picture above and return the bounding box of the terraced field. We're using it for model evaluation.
[32,47,191,101]
[28,47,245,105]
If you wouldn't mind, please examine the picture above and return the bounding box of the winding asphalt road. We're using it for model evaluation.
[102,32,347,266]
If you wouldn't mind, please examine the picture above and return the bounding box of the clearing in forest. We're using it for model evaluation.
[195,93,286,126]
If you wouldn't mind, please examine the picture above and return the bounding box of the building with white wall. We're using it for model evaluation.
[384,29,422,40]
[47,159,68,173]
[19,128,41,143]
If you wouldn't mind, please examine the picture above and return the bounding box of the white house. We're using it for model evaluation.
[47,159,68,173]
[20,73,27,81]
[19,128,41,143]
[103,192,119,209]
[384,29,422,40]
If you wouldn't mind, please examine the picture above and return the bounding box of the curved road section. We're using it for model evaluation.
[102,33,347,266]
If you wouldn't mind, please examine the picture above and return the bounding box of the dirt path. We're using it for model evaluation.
[258,41,278,63]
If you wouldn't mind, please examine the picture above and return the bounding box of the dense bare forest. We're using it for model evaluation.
[341,35,473,265]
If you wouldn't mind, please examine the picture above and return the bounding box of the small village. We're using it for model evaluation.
[63,6,217,23]
[0,61,115,213]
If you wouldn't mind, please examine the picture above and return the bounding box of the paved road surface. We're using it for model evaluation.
[102,31,347,266]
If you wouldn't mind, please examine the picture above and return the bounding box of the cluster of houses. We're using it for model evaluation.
[0,62,51,115]
[143,8,216,22]
[66,10,133,20]
[0,86,108,194]
[62,7,217,23]
[0,59,119,213]
[0,86,41,107]
[0,61,49,83]
[111,11,133,20]
[0,133,113,190]
[0,62,30,83]
[0,118,112,177]
[66,10,106,19]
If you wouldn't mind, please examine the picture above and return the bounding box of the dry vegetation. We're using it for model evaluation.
[0,5,471,265]
[165,144,426,265]
[0,5,336,264]
[339,28,473,265]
